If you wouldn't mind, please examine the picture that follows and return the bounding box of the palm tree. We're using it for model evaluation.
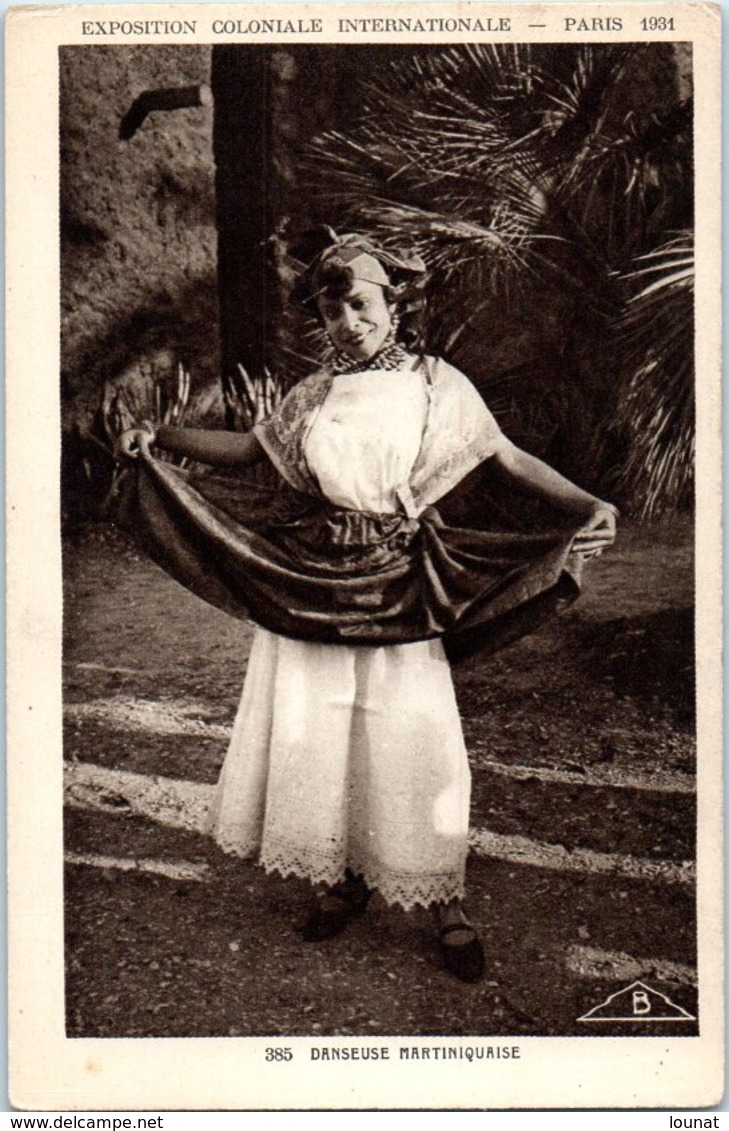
[296,43,693,516]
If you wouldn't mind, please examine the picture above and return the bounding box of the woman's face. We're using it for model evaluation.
[318,280,396,361]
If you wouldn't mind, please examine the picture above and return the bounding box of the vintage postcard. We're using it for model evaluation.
[6,1,722,1111]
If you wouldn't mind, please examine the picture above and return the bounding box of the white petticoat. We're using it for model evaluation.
[206,366,472,909]
[207,628,470,908]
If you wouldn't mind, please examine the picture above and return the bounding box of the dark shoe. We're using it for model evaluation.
[439,922,486,983]
[301,879,371,942]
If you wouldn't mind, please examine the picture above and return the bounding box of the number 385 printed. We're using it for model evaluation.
[265,1047,294,1062]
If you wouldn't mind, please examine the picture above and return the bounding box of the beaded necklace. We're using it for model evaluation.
[329,334,411,375]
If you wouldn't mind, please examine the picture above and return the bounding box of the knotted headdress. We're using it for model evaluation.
[287,226,426,304]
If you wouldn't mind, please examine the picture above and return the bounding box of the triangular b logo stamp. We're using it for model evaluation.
[578,980,696,1022]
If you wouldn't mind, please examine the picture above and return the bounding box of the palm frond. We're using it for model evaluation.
[295,43,693,515]
[613,234,694,516]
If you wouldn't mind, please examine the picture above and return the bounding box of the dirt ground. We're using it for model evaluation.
[62,516,697,1039]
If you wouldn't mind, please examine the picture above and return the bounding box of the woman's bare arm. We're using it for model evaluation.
[492,443,617,551]
[493,444,605,515]
[116,424,266,468]
[155,425,265,467]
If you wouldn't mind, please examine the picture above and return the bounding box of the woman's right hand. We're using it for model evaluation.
[114,427,154,461]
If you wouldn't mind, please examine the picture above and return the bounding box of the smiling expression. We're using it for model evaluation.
[318,280,396,362]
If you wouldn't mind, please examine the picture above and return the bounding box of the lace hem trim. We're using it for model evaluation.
[212,832,466,911]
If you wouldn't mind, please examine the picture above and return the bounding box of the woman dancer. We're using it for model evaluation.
[117,230,616,981]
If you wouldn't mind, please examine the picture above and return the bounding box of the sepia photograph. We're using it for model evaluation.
[7,3,722,1110]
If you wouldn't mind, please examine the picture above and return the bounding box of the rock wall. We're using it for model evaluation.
[60,45,220,518]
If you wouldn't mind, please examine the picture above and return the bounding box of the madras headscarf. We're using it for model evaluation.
[287,226,426,303]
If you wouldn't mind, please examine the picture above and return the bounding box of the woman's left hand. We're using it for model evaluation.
[571,505,618,559]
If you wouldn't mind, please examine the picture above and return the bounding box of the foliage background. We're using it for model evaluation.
[283,43,694,516]
[60,43,693,522]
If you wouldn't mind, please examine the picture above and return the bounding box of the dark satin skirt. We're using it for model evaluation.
[116,455,585,664]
